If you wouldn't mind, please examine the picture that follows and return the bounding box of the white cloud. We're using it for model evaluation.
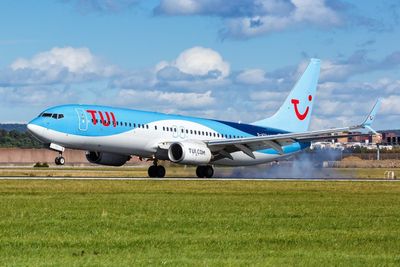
[4,47,118,85]
[158,0,343,39]
[0,86,78,107]
[117,89,215,109]
[381,95,400,115]
[11,47,116,76]
[225,0,342,38]
[162,46,230,78]
[236,69,267,84]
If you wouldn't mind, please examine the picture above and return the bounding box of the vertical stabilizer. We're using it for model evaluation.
[252,58,320,132]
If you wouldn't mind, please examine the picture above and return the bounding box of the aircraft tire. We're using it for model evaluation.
[148,165,157,177]
[156,165,165,178]
[204,165,214,178]
[59,157,65,165]
[196,166,205,178]
[55,157,60,165]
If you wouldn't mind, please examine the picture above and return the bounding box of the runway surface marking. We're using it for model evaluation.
[0,177,398,182]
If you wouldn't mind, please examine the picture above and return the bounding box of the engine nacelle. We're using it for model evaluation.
[168,141,212,165]
[86,151,130,166]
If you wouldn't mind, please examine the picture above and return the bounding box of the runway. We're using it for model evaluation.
[0,176,398,182]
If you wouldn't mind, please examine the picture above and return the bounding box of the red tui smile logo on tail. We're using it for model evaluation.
[291,95,312,121]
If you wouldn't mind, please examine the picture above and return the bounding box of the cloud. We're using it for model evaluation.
[236,69,267,84]
[0,47,118,86]
[319,50,400,82]
[0,86,79,107]
[110,46,231,92]
[155,0,294,17]
[117,89,215,110]
[168,46,230,78]
[156,0,343,39]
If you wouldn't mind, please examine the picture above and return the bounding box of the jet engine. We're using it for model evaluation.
[86,151,131,166]
[168,141,212,165]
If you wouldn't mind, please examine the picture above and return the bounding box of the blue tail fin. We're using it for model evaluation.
[252,58,321,132]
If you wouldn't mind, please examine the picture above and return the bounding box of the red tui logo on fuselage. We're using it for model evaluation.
[86,110,117,127]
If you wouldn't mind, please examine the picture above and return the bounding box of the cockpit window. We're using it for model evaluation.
[40,113,65,119]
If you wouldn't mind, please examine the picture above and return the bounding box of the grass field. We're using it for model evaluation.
[1,180,400,266]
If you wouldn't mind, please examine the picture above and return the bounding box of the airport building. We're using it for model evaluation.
[380,130,400,145]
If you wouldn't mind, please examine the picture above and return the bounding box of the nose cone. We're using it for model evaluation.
[27,121,45,142]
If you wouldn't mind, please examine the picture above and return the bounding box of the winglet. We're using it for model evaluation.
[361,98,381,134]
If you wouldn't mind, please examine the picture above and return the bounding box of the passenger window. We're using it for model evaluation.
[163,126,165,131]
[186,129,188,134]
[190,130,193,134]
[129,123,132,127]
[146,125,149,129]
[155,126,157,130]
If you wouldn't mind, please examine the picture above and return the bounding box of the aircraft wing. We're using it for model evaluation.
[206,99,381,160]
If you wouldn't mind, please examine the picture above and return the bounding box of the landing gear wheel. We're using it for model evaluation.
[156,165,166,178]
[204,165,214,178]
[148,165,157,178]
[58,157,65,165]
[196,165,214,178]
[196,166,205,178]
[55,156,65,165]
[148,165,165,178]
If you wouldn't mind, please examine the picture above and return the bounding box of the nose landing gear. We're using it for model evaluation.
[50,143,66,166]
[55,154,65,165]
[148,160,165,178]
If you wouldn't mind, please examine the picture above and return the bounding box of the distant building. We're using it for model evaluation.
[312,129,399,150]
[379,130,400,145]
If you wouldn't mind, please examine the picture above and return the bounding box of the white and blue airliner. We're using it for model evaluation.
[27,59,380,178]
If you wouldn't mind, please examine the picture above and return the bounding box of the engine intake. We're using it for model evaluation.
[168,141,212,165]
[86,151,130,166]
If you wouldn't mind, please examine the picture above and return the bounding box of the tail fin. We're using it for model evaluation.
[252,58,321,132]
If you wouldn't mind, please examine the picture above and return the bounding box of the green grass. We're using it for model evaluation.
[1,180,400,266]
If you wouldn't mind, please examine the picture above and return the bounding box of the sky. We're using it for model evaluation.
[0,0,399,130]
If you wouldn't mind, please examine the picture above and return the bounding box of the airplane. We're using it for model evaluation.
[27,58,381,178]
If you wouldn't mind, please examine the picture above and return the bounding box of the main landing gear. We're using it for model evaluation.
[196,165,214,178]
[148,160,166,178]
